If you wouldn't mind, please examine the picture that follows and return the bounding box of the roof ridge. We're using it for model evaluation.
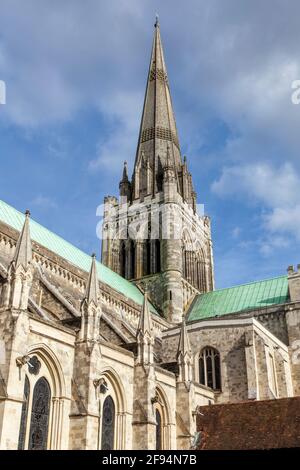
[205,274,288,295]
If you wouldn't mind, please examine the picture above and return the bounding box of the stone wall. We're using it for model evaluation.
[162,318,293,405]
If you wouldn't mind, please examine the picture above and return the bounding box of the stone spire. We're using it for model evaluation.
[136,290,154,364]
[177,316,193,383]
[80,254,101,342]
[85,254,99,305]
[122,160,129,181]
[13,210,32,269]
[119,161,131,200]
[133,19,182,198]
[4,210,33,311]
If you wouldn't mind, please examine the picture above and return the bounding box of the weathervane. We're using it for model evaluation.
[155,13,159,28]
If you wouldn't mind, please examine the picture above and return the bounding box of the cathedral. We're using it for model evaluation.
[0,20,299,451]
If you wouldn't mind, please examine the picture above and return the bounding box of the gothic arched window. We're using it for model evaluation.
[101,396,115,450]
[155,408,162,451]
[28,377,51,450]
[155,239,161,273]
[119,241,126,278]
[146,239,151,274]
[18,376,30,450]
[196,249,207,292]
[129,240,136,279]
[143,239,151,276]
[199,347,221,390]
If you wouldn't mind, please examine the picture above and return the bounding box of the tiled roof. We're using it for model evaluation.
[196,397,300,450]
[0,199,158,314]
[188,275,289,321]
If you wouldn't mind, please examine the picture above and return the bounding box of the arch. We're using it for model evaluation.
[27,343,65,397]
[153,385,172,450]
[181,228,193,249]
[198,346,221,390]
[99,367,127,413]
[98,367,128,450]
[15,344,67,450]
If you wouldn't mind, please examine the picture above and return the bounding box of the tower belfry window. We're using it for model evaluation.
[129,240,135,279]
[119,241,126,278]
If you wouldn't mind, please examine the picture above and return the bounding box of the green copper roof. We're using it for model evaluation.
[0,199,158,315]
[188,275,289,322]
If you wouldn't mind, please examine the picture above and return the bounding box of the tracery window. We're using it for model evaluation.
[199,347,221,390]
[101,395,115,450]
[28,377,51,450]
[16,351,65,450]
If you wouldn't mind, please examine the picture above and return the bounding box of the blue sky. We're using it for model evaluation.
[1,0,300,288]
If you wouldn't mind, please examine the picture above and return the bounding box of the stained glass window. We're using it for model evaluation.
[101,396,115,450]
[28,377,51,450]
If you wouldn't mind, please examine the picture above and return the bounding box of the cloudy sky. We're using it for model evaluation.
[1,0,300,288]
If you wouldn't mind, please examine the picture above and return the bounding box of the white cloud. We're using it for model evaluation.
[31,195,57,209]
[212,161,300,243]
[1,0,300,171]
[89,90,142,174]
[259,235,291,257]
[212,162,300,207]
[264,205,300,240]
[232,227,241,239]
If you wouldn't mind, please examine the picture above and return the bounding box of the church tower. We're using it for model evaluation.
[102,18,214,323]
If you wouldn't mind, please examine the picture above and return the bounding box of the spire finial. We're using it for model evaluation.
[155,14,159,28]
[84,253,99,305]
[137,289,152,336]
[13,209,32,269]
[122,160,128,181]
[177,314,191,358]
